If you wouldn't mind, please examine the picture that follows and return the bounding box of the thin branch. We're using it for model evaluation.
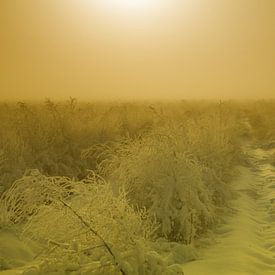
[81,244,105,253]
[58,199,127,275]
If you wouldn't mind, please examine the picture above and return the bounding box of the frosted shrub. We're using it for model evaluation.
[247,101,275,146]
[183,111,244,204]
[98,124,216,243]
[0,101,157,191]
[98,109,244,243]
[0,170,182,274]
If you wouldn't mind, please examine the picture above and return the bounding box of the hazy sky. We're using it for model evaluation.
[0,0,275,100]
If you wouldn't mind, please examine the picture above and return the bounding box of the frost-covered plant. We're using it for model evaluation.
[0,170,184,274]
[0,101,158,191]
[97,125,214,243]
[182,109,244,204]
[247,101,275,145]
[97,108,244,244]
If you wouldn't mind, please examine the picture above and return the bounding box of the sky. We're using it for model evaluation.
[0,0,275,101]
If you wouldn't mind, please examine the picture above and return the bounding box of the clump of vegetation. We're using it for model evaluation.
[95,105,245,244]
[0,170,185,274]
[1,99,274,273]
[247,100,275,147]
[0,99,155,191]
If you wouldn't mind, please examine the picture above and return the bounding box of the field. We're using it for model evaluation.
[0,99,275,274]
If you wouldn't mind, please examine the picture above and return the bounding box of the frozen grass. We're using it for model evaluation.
[0,100,274,274]
[1,170,180,274]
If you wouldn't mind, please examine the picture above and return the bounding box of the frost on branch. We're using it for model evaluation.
[0,170,184,274]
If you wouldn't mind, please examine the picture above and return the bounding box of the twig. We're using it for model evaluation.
[58,199,127,275]
[81,244,105,253]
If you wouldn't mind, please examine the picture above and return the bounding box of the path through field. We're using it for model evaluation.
[183,146,275,275]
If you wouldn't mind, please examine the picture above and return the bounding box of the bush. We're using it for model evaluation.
[0,170,185,274]
[247,100,275,145]
[0,100,156,191]
[97,107,244,244]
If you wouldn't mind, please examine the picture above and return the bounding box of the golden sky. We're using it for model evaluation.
[0,0,275,100]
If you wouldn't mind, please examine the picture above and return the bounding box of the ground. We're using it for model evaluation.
[183,146,275,275]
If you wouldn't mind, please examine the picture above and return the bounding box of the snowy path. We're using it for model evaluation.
[183,147,275,275]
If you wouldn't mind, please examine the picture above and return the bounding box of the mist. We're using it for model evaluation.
[1,0,274,101]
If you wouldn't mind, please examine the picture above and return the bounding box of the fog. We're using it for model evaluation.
[1,0,274,100]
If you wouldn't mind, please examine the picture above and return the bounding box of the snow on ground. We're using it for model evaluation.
[183,146,275,275]
[0,231,37,275]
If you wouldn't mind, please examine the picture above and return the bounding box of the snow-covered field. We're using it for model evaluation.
[0,101,274,274]
[2,146,275,275]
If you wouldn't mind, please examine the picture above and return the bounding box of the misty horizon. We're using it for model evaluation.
[1,0,275,100]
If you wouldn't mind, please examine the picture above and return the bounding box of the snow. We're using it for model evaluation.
[0,231,35,274]
[182,146,275,274]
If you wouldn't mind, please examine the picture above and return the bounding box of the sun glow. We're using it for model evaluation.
[98,0,160,13]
